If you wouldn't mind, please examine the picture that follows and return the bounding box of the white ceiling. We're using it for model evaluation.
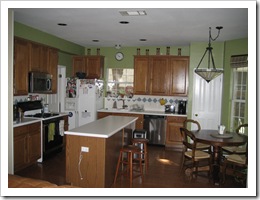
[12,7,248,47]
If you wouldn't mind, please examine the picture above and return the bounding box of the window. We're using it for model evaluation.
[230,55,248,133]
[107,68,134,97]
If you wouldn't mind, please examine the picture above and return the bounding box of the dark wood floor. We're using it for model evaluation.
[15,145,246,189]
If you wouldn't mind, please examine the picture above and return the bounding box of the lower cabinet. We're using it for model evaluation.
[14,122,41,172]
[165,116,187,150]
[98,112,144,130]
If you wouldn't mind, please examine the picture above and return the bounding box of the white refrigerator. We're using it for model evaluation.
[64,78,104,130]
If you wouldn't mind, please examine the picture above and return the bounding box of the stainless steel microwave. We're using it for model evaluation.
[29,72,52,93]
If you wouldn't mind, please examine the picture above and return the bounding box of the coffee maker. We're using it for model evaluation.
[178,100,187,114]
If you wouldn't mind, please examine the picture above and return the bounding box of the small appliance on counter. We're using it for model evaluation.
[178,100,187,114]
[165,104,175,113]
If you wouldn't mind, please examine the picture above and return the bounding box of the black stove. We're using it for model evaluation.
[25,113,60,118]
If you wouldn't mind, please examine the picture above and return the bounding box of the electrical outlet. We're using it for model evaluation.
[81,146,89,152]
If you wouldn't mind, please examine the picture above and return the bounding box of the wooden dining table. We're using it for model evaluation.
[191,129,247,185]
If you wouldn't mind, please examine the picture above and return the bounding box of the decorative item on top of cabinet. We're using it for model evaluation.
[166,46,170,55]
[165,116,187,151]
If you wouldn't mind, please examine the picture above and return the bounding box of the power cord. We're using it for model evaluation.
[78,151,83,180]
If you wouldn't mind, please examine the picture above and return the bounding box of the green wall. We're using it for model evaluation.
[222,38,248,130]
[14,22,85,77]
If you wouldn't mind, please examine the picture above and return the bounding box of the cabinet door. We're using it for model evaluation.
[29,43,49,72]
[165,116,187,150]
[27,122,41,163]
[73,56,86,75]
[86,56,104,79]
[48,48,58,93]
[14,38,30,95]
[149,56,169,95]
[14,125,28,172]
[169,57,189,96]
[134,56,150,94]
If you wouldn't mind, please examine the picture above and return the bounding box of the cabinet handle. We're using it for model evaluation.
[195,114,198,117]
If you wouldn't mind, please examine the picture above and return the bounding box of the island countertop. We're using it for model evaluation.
[64,115,138,138]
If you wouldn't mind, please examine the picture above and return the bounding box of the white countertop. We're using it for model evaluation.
[65,115,138,138]
[13,118,42,128]
[13,113,68,128]
[98,108,187,117]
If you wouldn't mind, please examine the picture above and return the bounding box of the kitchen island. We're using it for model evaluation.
[64,115,138,188]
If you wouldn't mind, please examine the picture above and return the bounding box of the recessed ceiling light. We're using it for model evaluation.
[139,39,147,42]
[119,21,129,24]
[57,23,67,26]
[92,40,99,42]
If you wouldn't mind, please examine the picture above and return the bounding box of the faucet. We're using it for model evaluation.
[113,101,117,109]
[119,99,128,109]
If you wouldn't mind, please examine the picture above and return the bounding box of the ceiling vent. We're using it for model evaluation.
[119,10,147,16]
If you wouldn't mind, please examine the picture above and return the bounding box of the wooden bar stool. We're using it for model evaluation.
[131,138,149,173]
[113,145,143,187]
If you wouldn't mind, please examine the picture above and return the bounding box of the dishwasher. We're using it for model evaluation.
[144,115,166,145]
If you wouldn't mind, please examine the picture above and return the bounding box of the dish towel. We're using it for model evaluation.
[48,123,55,142]
[59,120,64,136]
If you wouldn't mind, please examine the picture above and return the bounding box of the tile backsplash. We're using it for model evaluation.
[104,95,188,112]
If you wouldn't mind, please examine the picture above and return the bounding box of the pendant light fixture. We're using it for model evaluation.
[195,26,224,83]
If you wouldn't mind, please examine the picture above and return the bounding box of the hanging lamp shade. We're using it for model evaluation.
[195,68,224,83]
[195,27,224,83]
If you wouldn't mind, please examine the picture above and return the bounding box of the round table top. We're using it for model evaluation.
[191,129,247,147]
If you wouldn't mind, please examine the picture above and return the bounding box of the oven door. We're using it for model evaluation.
[42,117,63,159]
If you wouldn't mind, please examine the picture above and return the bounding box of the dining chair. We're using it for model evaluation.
[183,119,211,153]
[179,127,212,181]
[222,123,248,155]
[222,135,248,186]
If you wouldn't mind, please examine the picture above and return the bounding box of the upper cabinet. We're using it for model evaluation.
[168,56,189,96]
[13,37,59,95]
[134,55,189,96]
[14,38,30,95]
[72,55,104,79]
[29,42,49,73]
[133,56,150,94]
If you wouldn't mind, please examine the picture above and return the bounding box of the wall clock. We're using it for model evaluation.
[115,52,124,61]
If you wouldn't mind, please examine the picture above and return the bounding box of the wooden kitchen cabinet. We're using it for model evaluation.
[168,56,189,96]
[133,55,189,96]
[72,56,85,75]
[165,116,187,151]
[29,42,49,73]
[72,56,105,79]
[13,38,30,96]
[149,56,169,95]
[134,56,150,94]
[86,56,104,79]
[13,37,59,95]
[98,112,144,130]
[14,122,41,172]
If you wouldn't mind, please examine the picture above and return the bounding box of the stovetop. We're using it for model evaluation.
[25,113,60,118]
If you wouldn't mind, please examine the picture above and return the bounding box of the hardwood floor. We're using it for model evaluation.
[15,145,246,189]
